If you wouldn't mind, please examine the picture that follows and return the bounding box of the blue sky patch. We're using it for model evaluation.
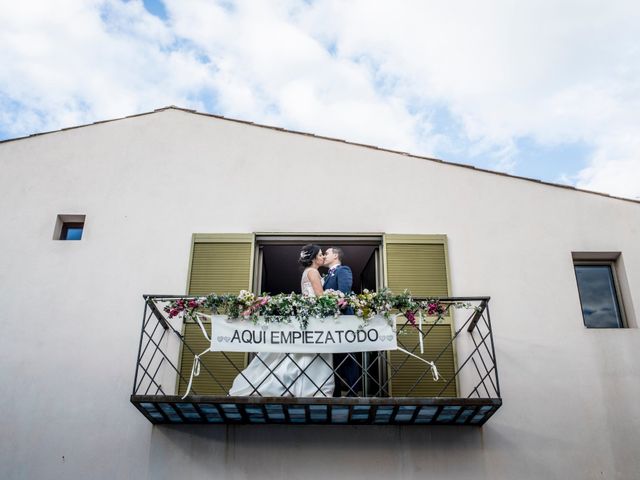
[142,0,168,21]
[441,137,592,186]
[512,137,592,184]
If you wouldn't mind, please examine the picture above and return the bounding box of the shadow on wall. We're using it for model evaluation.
[147,425,488,479]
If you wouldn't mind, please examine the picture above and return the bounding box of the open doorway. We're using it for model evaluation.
[253,235,386,396]
[255,236,382,295]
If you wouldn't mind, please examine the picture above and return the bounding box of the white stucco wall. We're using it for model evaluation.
[1,108,639,480]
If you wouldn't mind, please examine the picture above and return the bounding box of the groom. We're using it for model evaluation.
[323,247,361,396]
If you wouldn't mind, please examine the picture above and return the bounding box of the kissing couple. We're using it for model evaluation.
[229,244,361,397]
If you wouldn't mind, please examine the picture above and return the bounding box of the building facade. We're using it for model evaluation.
[1,107,639,479]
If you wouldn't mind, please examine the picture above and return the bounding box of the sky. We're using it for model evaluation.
[1,0,640,199]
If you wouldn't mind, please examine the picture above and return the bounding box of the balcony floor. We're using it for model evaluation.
[131,395,502,426]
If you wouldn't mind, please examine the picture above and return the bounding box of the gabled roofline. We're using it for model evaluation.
[1,105,638,205]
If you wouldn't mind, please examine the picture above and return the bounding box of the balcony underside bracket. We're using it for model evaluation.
[131,395,501,426]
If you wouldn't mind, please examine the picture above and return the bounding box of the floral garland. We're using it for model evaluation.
[163,289,477,329]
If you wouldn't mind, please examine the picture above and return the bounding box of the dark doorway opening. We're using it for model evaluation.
[259,243,379,294]
[255,238,385,396]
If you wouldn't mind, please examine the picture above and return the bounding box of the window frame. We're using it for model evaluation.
[53,214,86,241]
[573,258,628,329]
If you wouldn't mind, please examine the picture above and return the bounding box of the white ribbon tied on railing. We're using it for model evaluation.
[395,346,440,381]
[418,311,424,355]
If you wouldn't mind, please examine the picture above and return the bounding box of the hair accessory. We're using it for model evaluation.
[299,251,311,260]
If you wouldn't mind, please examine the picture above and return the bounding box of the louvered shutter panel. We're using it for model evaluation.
[384,235,457,397]
[178,234,254,396]
[188,241,254,295]
[386,242,449,297]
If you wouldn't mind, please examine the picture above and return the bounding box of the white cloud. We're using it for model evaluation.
[165,0,426,151]
[576,130,640,199]
[1,0,639,199]
[296,0,640,194]
[0,0,213,133]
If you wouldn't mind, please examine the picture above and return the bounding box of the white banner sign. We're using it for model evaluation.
[209,315,397,353]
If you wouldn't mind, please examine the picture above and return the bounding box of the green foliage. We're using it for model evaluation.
[164,288,479,328]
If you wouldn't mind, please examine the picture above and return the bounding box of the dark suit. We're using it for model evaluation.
[324,265,361,396]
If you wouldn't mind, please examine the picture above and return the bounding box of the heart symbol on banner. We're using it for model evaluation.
[385,335,395,341]
[217,336,224,342]
[223,336,230,342]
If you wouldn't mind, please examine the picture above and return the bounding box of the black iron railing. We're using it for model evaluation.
[131,295,501,425]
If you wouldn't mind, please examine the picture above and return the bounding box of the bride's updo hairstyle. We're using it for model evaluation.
[299,244,321,268]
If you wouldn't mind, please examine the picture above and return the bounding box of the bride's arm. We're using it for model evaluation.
[307,269,325,297]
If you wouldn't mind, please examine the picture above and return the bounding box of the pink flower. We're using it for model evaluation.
[427,302,445,315]
[405,310,416,326]
[187,300,199,309]
[169,308,179,317]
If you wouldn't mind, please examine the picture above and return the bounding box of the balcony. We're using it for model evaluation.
[131,295,501,425]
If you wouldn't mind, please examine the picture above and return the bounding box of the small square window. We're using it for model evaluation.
[53,214,86,241]
[573,255,626,328]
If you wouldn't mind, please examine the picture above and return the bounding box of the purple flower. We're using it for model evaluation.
[405,310,416,325]
[427,302,445,315]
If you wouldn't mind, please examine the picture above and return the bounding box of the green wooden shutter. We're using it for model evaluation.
[386,241,449,297]
[178,234,254,396]
[384,234,457,397]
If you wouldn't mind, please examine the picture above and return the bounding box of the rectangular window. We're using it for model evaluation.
[574,258,626,328]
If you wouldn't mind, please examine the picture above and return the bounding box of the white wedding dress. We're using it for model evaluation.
[228,269,335,397]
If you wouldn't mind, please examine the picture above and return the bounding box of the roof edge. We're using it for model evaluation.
[1,105,638,205]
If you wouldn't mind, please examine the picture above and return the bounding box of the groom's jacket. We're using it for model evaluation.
[324,265,354,315]
[323,265,353,295]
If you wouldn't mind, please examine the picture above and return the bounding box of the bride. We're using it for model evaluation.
[228,244,335,397]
